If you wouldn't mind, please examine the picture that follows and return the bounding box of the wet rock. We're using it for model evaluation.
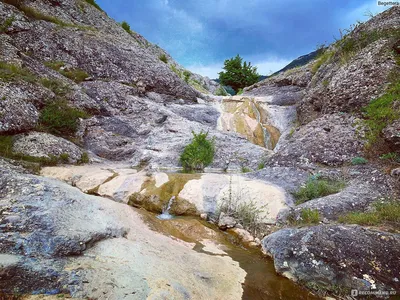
[218,212,237,230]
[262,225,400,292]
[229,228,255,244]
[13,132,84,163]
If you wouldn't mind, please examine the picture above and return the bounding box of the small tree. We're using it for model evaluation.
[218,55,259,93]
[180,131,215,172]
[121,21,131,33]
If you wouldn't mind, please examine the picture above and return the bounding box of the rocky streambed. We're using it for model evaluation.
[0,159,317,299]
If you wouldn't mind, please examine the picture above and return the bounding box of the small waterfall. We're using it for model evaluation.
[250,100,270,149]
[157,196,175,220]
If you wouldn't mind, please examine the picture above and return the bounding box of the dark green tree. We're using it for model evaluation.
[218,55,260,93]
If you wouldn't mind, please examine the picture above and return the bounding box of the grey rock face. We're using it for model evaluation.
[12,132,84,163]
[383,119,400,147]
[262,225,400,292]
[245,167,310,192]
[267,114,365,167]
[0,82,40,134]
[243,65,312,105]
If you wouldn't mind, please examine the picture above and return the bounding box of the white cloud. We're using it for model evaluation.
[186,57,292,79]
[254,58,292,76]
[186,63,223,79]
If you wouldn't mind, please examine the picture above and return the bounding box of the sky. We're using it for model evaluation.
[97,0,388,78]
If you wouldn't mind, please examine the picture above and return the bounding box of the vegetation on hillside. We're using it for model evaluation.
[339,200,400,229]
[293,175,346,205]
[180,131,215,172]
[121,21,132,34]
[219,55,259,93]
[38,100,89,138]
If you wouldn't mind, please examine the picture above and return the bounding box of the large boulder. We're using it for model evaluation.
[262,225,400,293]
[267,113,366,167]
[13,132,84,163]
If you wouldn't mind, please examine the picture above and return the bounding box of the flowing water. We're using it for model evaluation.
[157,196,176,220]
[138,209,321,300]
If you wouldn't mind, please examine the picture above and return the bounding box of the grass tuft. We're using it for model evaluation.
[0,61,36,83]
[293,176,346,205]
[0,16,15,33]
[288,208,320,226]
[311,50,334,74]
[40,78,70,96]
[363,79,400,148]
[339,200,400,228]
[38,100,89,138]
[159,54,168,64]
[351,157,368,165]
[44,61,89,83]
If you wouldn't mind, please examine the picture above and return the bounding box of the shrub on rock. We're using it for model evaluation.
[180,131,215,172]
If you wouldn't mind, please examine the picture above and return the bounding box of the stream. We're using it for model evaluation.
[138,210,320,300]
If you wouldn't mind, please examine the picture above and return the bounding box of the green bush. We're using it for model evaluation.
[339,200,400,227]
[293,176,346,205]
[121,21,131,33]
[351,157,368,165]
[287,208,320,226]
[183,70,191,83]
[78,152,89,164]
[59,153,70,163]
[60,68,89,83]
[257,162,264,170]
[180,131,215,172]
[219,55,259,93]
[236,88,244,95]
[159,54,168,64]
[38,100,89,137]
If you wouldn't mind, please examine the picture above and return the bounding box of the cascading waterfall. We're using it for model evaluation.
[157,196,176,220]
[250,100,271,149]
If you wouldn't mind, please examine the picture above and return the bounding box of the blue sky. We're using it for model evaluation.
[97,0,387,78]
